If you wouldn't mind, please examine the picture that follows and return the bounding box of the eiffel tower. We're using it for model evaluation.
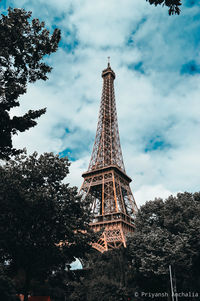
[80,61,137,253]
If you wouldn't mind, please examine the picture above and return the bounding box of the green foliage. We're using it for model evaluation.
[0,152,94,298]
[67,249,134,301]
[86,278,125,301]
[127,192,200,295]
[87,249,128,287]
[0,267,18,301]
[31,191,199,301]
[68,281,87,301]
[0,8,61,159]
[146,0,182,15]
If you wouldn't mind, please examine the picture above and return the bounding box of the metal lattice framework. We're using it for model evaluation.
[80,62,137,253]
[88,64,125,172]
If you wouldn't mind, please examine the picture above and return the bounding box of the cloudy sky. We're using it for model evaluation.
[1,0,200,206]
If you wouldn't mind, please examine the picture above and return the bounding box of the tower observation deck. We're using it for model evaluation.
[80,62,137,253]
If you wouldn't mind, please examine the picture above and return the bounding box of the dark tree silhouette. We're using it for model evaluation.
[146,0,182,15]
[0,267,18,301]
[0,8,61,160]
[127,192,200,298]
[0,152,94,301]
[40,192,200,301]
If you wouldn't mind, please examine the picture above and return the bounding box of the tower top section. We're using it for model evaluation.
[102,59,116,79]
[87,62,126,174]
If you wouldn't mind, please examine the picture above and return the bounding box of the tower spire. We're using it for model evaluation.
[107,56,110,68]
[80,64,137,253]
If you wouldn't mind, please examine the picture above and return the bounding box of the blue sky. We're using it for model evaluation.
[1,0,200,206]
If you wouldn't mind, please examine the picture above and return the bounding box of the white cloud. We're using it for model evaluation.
[67,156,90,189]
[6,0,200,206]
[134,184,177,207]
[70,258,82,270]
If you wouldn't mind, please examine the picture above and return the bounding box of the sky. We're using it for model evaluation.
[1,0,200,207]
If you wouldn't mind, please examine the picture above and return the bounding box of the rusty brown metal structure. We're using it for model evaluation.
[80,62,137,253]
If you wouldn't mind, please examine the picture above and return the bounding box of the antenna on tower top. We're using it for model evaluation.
[108,56,110,68]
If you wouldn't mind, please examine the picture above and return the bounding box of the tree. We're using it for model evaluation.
[127,192,200,299]
[0,152,94,301]
[0,267,19,301]
[146,0,182,15]
[59,192,200,301]
[67,249,134,301]
[85,249,131,301]
[0,8,61,160]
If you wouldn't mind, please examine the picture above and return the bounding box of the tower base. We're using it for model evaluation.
[90,213,135,253]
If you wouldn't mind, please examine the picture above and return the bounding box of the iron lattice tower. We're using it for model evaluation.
[80,62,137,253]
